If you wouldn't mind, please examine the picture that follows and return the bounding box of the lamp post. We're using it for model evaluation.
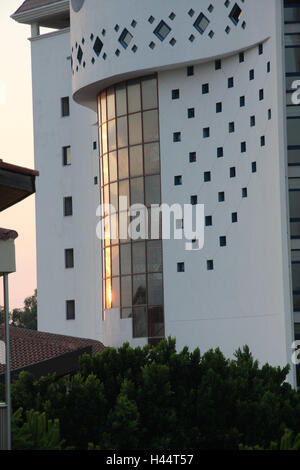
[3,273,11,450]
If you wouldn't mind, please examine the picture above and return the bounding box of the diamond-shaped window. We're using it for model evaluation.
[77,45,83,64]
[193,13,210,34]
[119,28,133,49]
[229,3,242,25]
[154,20,171,41]
[93,37,103,56]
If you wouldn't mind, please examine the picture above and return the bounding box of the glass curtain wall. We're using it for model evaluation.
[98,75,165,342]
[285,2,300,318]
[285,0,300,388]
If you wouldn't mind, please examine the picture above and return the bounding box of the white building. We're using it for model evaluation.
[13,0,300,386]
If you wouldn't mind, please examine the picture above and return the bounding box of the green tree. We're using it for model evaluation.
[102,379,140,449]
[8,338,300,450]
[12,408,64,450]
[11,290,37,330]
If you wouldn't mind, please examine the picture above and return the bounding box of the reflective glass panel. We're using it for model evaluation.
[292,263,300,291]
[291,221,300,238]
[120,243,131,275]
[107,87,115,120]
[287,118,300,146]
[127,80,141,113]
[119,179,130,209]
[104,183,109,206]
[133,275,146,305]
[129,113,142,145]
[133,306,147,337]
[112,277,120,307]
[110,182,118,213]
[148,273,163,305]
[130,145,143,177]
[290,190,300,218]
[130,177,144,206]
[108,120,117,151]
[118,148,129,180]
[286,47,300,73]
[148,306,164,337]
[116,83,127,116]
[285,7,300,23]
[121,276,132,306]
[142,77,157,110]
[288,148,300,164]
[144,143,160,175]
[102,123,108,155]
[103,154,109,185]
[106,278,112,308]
[147,241,162,272]
[132,242,146,274]
[286,34,300,46]
[119,211,130,242]
[105,247,111,278]
[111,213,119,245]
[145,175,161,206]
[117,116,128,148]
[286,75,300,90]
[100,92,107,123]
[143,110,159,143]
[109,151,118,182]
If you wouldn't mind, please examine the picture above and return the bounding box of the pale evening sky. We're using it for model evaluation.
[0,0,36,309]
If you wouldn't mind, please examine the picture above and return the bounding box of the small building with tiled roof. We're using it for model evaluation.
[0,327,105,381]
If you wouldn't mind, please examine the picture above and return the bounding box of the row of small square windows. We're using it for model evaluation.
[173,129,267,143]
[73,2,247,68]
[174,104,271,121]
[183,146,262,162]
[174,163,257,188]
[177,210,238,229]
[175,184,251,202]
[173,97,268,120]
[178,259,216,272]
[185,56,268,80]
[172,85,266,102]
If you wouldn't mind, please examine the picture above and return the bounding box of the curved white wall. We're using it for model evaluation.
[70,0,273,110]
[158,43,291,366]
[70,0,295,382]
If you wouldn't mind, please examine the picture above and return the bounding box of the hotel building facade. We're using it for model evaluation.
[12,0,300,385]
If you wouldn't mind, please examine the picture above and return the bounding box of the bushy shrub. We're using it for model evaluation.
[9,338,300,450]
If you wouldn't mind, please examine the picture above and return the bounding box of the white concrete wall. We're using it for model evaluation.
[71,0,274,110]
[157,29,294,372]
[57,0,296,383]
[31,28,102,341]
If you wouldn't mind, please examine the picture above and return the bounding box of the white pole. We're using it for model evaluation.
[3,274,11,450]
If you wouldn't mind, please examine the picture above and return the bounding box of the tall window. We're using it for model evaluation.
[64,197,73,216]
[66,300,75,320]
[63,146,71,166]
[65,249,74,268]
[61,97,70,117]
[98,75,164,341]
